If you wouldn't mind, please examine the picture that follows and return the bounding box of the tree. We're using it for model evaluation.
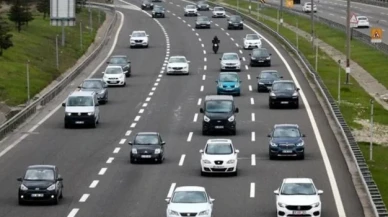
[0,18,13,56]
[8,0,33,32]
[37,0,49,19]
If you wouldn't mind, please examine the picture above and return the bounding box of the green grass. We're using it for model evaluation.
[0,7,105,106]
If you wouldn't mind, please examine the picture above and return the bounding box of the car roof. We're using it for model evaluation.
[260,70,278,73]
[27,165,56,169]
[170,56,186,59]
[136,132,158,135]
[207,139,232,144]
[110,55,127,58]
[205,95,233,101]
[273,80,294,84]
[283,178,313,184]
[69,91,95,97]
[175,186,206,192]
[222,52,239,56]
[274,124,299,128]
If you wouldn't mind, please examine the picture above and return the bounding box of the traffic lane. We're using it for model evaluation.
[318,0,388,14]
[0,9,166,217]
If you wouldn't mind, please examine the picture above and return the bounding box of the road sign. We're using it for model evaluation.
[371,27,383,43]
[286,0,293,8]
[350,13,358,28]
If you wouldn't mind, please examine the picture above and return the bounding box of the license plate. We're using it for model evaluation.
[31,194,44,197]
[214,165,224,168]
[75,121,84,124]
[141,155,152,158]
[215,126,224,129]
[234,24,239,26]
[258,60,264,62]
[282,150,293,153]
[293,211,306,215]
[281,101,289,104]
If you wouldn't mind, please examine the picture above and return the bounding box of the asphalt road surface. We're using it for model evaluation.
[0,0,366,216]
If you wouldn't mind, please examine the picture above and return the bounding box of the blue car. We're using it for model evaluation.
[268,124,306,160]
[216,72,241,96]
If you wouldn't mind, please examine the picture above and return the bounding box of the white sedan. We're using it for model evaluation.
[129,30,149,48]
[212,7,226,18]
[243,34,262,49]
[166,56,190,75]
[200,139,239,176]
[184,5,198,16]
[166,186,214,217]
[274,178,323,217]
[356,16,370,28]
[102,65,126,86]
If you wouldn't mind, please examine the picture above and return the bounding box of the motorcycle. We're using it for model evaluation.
[212,43,219,54]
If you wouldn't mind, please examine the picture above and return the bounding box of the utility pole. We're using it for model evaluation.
[310,0,314,44]
[296,19,299,50]
[369,99,374,161]
[280,0,283,25]
[56,34,59,70]
[80,21,83,50]
[345,0,351,84]
[26,60,30,105]
[315,39,318,71]
[337,60,341,104]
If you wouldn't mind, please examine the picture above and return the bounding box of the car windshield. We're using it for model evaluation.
[105,67,122,74]
[272,82,295,91]
[81,80,103,89]
[109,57,127,64]
[143,0,150,3]
[198,1,205,4]
[186,5,195,8]
[132,32,146,37]
[253,49,268,56]
[214,7,224,11]
[260,71,278,79]
[281,183,316,195]
[220,74,238,82]
[198,16,209,21]
[206,143,233,154]
[67,96,94,106]
[246,34,259,40]
[134,135,159,145]
[169,57,186,63]
[273,127,300,138]
[24,169,55,181]
[171,191,207,203]
[222,54,238,60]
[154,7,163,11]
[205,101,233,113]
[230,16,241,22]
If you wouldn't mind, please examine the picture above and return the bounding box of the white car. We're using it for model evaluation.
[166,186,214,217]
[129,30,149,48]
[302,2,317,13]
[102,65,126,86]
[220,52,241,71]
[356,16,370,28]
[166,56,190,75]
[212,7,226,18]
[184,5,198,16]
[274,178,323,217]
[243,34,262,49]
[200,139,239,176]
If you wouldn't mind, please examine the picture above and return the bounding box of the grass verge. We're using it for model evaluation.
[0,7,106,106]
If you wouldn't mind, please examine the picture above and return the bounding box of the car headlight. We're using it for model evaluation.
[132,148,137,154]
[202,159,211,164]
[312,202,320,207]
[155,148,161,154]
[270,92,276,97]
[228,115,235,122]
[258,82,264,85]
[20,184,28,191]
[270,142,278,147]
[183,66,188,69]
[228,21,232,24]
[251,57,256,60]
[292,92,299,96]
[218,83,223,88]
[66,112,71,116]
[235,82,240,87]
[236,62,241,66]
[168,210,180,216]
[240,21,243,23]
[278,202,286,207]
[204,116,210,122]
[296,141,304,146]
[87,112,94,116]
[266,56,271,60]
[199,210,210,215]
[99,90,105,94]
[227,159,235,164]
[142,3,145,5]
[47,184,55,191]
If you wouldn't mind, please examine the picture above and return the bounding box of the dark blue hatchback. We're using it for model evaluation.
[268,124,305,160]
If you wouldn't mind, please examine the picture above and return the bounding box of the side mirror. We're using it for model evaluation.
[165,198,170,203]
[199,149,204,153]
[127,61,131,63]
[269,53,272,56]
[274,190,279,195]
[210,198,215,202]
[239,81,242,83]
[256,76,259,79]
[200,108,204,113]
[128,141,133,145]
[317,190,323,195]
[235,149,239,153]
[239,57,242,60]
[161,141,166,145]
[302,134,306,137]
[235,107,239,113]
[249,53,251,56]
[215,80,218,83]
[57,177,63,181]
[187,61,191,63]
[17,178,22,182]
[297,88,300,91]
[62,102,66,107]
[106,61,109,64]
[219,58,222,60]
[280,76,283,78]
[267,134,271,137]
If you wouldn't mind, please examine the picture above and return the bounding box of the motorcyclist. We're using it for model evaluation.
[212,36,220,44]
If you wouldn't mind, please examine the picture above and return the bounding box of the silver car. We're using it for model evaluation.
[220,53,242,72]
[78,78,108,104]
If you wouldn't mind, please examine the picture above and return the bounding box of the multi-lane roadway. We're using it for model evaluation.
[0,0,366,216]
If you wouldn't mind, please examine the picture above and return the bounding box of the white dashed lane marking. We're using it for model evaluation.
[125,130,132,136]
[113,147,120,153]
[249,85,252,91]
[196,33,199,36]
[245,65,249,70]
[236,43,239,47]
[67,209,79,217]
[200,85,204,91]
[130,123,137,128]
[250,183,255,198]
[98,168,107,175]
[247,74,251,80]
[251,132,256,142]
[204,65,207,70]
[201,44,204,47]
[231,38,234,41]
[106,157,114,164]
[142,103,147,107]
[193,113,198,122]
[203,50,206,54]
[242,57,246,61]
[250,98,254,105]
[239,50,243,54]
[134,116,141,121]
[204,57,207,62]
[167,183,176,198]
[179,154,186,166]
[89,180,99,188]
[79,194,90,202]
[226,32,230,36]
[221,28,225,31]
[139,109,144,113]
[197,98,202,105]
[199,38,202,42]
[251,113,255,122]
[202,75,206,80]
[187,132,193,142]
[119,139,126,144]
[146,97,151,101]
[251,154,256,166]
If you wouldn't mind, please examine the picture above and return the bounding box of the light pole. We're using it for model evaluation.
[310,0,314,44]
[369,99,374,161]
[89,7,93,34]
[296,19,299,50]
[26,60,30,105]
[337,60,341,104]
[80,21,83,50]
[56,34,59,70]
[345,0,351,84]
[315,39,318,72]
[276,8,280,32]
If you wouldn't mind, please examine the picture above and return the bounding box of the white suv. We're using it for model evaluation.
[212,7,226,18]
[129,30,149,48]
[274,178,323,217]
[200,139,239,176]
[302,2,317,13]
[102,65,126,86]
[184,5,198,16]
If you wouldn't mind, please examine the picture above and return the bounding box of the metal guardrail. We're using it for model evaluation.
[207,1,388,217]
[0,3,117,141]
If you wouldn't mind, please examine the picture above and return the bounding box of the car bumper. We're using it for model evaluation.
[357,23,369,27]
[244,44,261,49]
[270,147,304,157]
[228,23,243,29]
[185,11,198,15]
[166,69,189,74]
[152,13,164,17]
[65,115,95,125]
[196,24,211,28]
[217,87,240,95]
[257,84,272,91]
[269,97,299,106]
[130,41,148,47]
[130,153,162,162]
[103,78,125,86]
[167,214,211,217]
[277,206,321,217]
[19,191,58,202]
[202,121,236,132]
[213,13,226,17]
[201,163,237,173]
[221,65,241,71]
[250,59,271,66]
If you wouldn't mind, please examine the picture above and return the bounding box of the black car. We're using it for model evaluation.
[256,70,283,92]
[141,0,154,10]
[268,124,306,160]
[78,78,108,103]
[269,80,300,109]
[196,1,210,10]
[200,95,239,135]
[195,16,211,29]
[152,6,165,18]
[227,15,243,30]
[249,48,271,66]
[129,132,166,163]
[106,55,131,77]
[17,165,64,205]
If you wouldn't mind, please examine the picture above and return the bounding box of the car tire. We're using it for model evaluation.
[269,154,275,160]
[201,170,206,176]
[295,102,299,109]
[59,190,63,199]
[202,129,207,135]
[250,62,254,67]
[235,92,240,96]
[299,154,305,160]
[233,170,238,176]
[64,122,70,129]
[123,82,126,87]
[18,199,24,205]
[130,157,135,164]
[269,102,274,109]
[125,73,130,77]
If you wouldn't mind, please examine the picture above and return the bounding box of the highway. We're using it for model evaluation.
[266,0,388,43]
[0,0,365,216]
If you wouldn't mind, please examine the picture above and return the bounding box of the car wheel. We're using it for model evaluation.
[18,199,25,205]
[235,92,240,96]
[295,102,299,109]
[125,73,130,77]
[201,170,206,176]
[123,82,126,87]
[250,62,254,67]
[91,119,97,128]
[233,169,238,176]
[269,102,274,109]
[64,122,70,129]
[130,157,135,164]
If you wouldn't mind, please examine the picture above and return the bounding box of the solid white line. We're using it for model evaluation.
[146,97,151,101]
[202,75,206,80]
[67,208,79,217]
[250,183,255,198]
[197,98,202,105]
[130,123,136,128]
[251,113,255,122]
[119,139,126,144]
[113,147,120,153]
[167,183,177,198]
[251,132,255,141]
[134,116,141,121]
[98,168,107,175]
[251,154,256,166]
[250,98,254,105]
[179,154,186,166]
[125,130,132,136]
[249,85,252,91]
[139,109,144,114]
[193,113,198,122]
[204,57,207,62]
[89,180,99,188]
[204,65,207,70]
[187,132,193,142]
[242,57,246,61]
[200,85,204,91]
[79,194,90,202]
[247,74,251,80]
[142,103,148,107]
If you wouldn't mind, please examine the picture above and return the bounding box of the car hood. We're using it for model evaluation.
[272,90,294,96]
[131,36,148,41]
[65,106,95,113]
[168,63,188,68]
[185,8,197,11]
[219,81,238,86]
[104,73,123,78]
[132,145,160,150]
[278,195,320,205]
[221,60,240,64]
[203,153,236,161]
[197,20,211,23]
[245,39,261,43]
[22,180,54,189]
[168,203,210,213]
[109,63,127,68]
[205,112,232,119]
[271,137,303,144]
